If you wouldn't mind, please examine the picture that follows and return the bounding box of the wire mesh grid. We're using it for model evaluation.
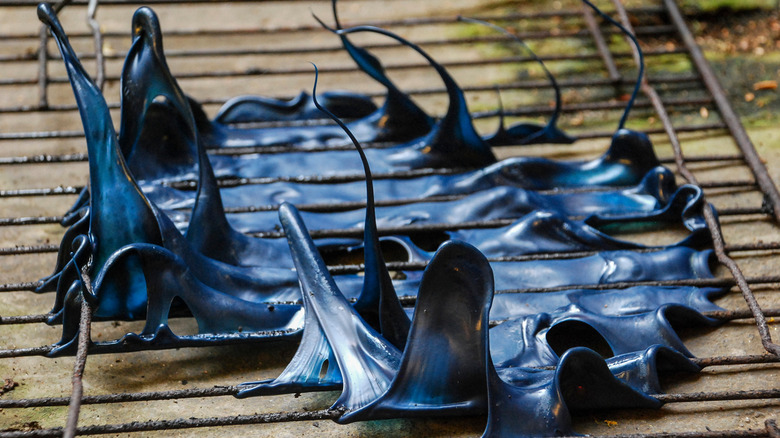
[0,0,778,436]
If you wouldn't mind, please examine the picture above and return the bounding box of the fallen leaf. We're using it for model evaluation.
[745,92,756,102]
[753,80,777,91]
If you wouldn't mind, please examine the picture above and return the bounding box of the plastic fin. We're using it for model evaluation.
[235,295,342,397]
[323,23,496,168]
[484,347,660,437]
[323,0,433,141]
[310,65,410,348]
[214,90,377,124]
[341,240,494,423]
[278,202,401,412]
[38,4,163,319]
[458,16,575,146]
[604,345,700,395]
[89,243,301,336]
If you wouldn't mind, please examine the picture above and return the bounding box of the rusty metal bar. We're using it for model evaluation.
[664,0,780,225]
[63,267,94,438]
[37,24,50,109]
[583,3,622,83]
[0,173,753,201]
[0,409,346,438]
[0,396,778,438]
[612,0,780,357]
[1,364,779,410]
[0,26,680,65]
[0,94,713,143]
[0,314,52,324]
[0,73,702,115]
[654,389,780,403]
[0,48,689,88]
[5,272,780,298]
[0,201,767,232]
[1,236,778,259]
[86,0,105,91]
[5,307,779,329]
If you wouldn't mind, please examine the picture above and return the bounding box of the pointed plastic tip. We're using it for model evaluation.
[278,201,296,218]
[132,6,162,45]
[312,11,336,34]
[37,3,56,26]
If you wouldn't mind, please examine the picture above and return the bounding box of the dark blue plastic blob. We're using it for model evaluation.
[147,163,672,215]
[38,7,726,436]
[198,3,434,150]
[306,69,411,348]
[89,242,303,337]
[277,202,402,411]
[213,90,377,124]
[484,347,662,438]
[37,3,164,321]
[339,240,494,423]
[135,123,660,191]
[490,302,721,369]
[458,16,575,147]
[113,7,297,269]
[39,7,358,354]
[218,171,675,236]
[319,22,497,170]
[449,184,712,261]
[489,285,724,330]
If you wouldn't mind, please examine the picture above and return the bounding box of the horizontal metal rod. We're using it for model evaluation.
[0,282,41,292]
[0,4,666,27]
[0,216,64,226]
[0,93,714,142]
[0,360,778,410]
[0,409,345,437]
[1,237,777,261]
[0,385,240,409]
[494,276,780,295]
[0,153,88,163]
[0,146,740,178]
[5,305,778,329]
[0,73,701,115]
[0,186,83,198]
[0,48,687,87]
[2,25,678,64]
[0,391,777,437]
[0,202,765,232]
[245,205,766,239]
[0,314,52,325]
[654,388,780,404]
[222,187,761,215]
[0,171,747,203]
[0,345,53,359]
[167,148,738,189]
[692,354,780,368]
[598,428,772,438]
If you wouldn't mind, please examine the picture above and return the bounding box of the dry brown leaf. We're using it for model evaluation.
[753,80,778,91]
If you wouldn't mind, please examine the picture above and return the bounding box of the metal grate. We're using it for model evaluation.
[0,0,778,436]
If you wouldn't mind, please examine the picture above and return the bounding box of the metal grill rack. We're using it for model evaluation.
[0,0,778,436]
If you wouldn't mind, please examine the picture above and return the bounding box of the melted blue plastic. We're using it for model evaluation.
[39,5,730,436]
[213,90,377,124]
[459,16,575,147]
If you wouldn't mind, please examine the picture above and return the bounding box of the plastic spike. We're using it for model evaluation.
[340,241,494,423]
